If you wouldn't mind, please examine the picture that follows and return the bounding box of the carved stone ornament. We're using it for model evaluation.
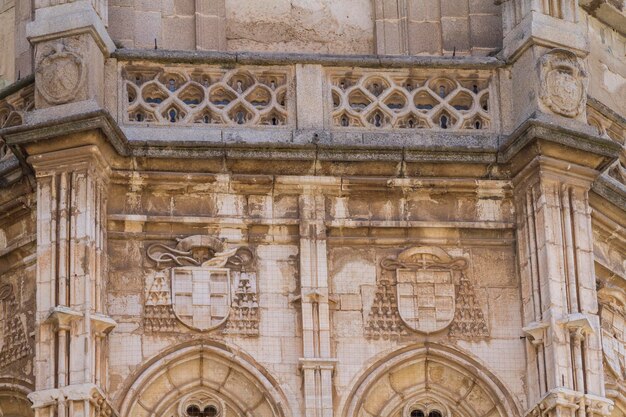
[36,43,86,105]
[538,48,588,118]
[145,235,259,335]
[0,284,31,368]
[599,287,626,382]
[366,247,489,339]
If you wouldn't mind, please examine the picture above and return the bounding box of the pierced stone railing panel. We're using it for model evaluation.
[121,65,293,128]
[587,104,625,146]
[0,82,34,161]
[327,68,495,131]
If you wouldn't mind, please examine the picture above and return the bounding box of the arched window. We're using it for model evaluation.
[406,400,447,417]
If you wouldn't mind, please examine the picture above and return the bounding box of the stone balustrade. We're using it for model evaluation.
[117,58,499,134]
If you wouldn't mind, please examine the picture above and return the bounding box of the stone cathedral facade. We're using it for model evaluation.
[0,1,625,417]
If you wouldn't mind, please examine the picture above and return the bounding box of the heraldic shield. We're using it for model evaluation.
[382,247,467,334]
[171,266,232,331]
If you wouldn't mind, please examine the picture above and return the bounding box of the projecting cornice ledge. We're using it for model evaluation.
[593,174,626,214]
[0,103,130,160]
[0,100,620,177]
[112,49,506,69]
[498,112,621,175]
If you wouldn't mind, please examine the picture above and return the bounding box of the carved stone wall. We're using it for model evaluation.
[328,69,494,130]
[122,65,292,127]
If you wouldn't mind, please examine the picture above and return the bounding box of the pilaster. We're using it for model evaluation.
[514,156,613,416]
[498,0,591,135]
[297,192,336,417]
[28,145,117,417]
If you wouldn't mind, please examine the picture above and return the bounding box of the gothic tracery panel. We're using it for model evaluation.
[122,65,291,127]
[328,69,494,131]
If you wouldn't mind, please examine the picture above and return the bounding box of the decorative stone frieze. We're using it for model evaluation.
[538,49,588,119]
[28,383,118,417]
[145,235,259,335]
[328,69,494,130]
[122,65,291,127]
[525,388,613,417]
[0,284,32,369]
[366,246,488,339]
[448,273,490,338]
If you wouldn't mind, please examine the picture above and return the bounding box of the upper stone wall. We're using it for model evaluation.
[585,13,626,117]
[0,0,31,88]
[107,0,502,55]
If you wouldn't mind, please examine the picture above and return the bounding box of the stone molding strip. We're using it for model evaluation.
[0,75,35,101]
[498,113,621,167]
[112,49,505,70]
[593,174,626,213]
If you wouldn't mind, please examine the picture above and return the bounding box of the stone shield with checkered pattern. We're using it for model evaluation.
[170,266,232,331]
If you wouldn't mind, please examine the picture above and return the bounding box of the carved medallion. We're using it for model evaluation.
[36,43,85,105]
[366,246,489,339]
[539,49,587,118]
[145,235,259,335]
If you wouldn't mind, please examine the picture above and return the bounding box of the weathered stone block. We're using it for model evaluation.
[470,14,502,49]
[441,17,470,52]
[408,21,442,54]
[134,10,161,49]
[162,16,195,50]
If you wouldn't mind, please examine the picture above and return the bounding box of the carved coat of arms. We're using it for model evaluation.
[145,235,259,334]
[366,246,488,339]
[36,43,86,105]
[381,247,467,334]
[538,48,588,118]
[599,287,626,382]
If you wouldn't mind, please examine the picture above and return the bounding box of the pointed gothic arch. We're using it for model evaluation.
[339,344,522,417]
[0,379,34,417]
[117,341,296,417]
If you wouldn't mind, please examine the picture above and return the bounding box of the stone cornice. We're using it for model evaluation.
[0,107,129,157]
[112,49,505,69]
[592,174,626,216]
[0,75,35,101]
[0,98,620,183]
[498,113,621,173]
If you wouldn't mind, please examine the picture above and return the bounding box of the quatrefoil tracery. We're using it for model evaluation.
[124,67,289,127]
[331,73,492,130]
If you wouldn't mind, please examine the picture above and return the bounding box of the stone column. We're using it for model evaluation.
[297,192,336,417]
[515,156,612,417]
[27,145,117,417]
